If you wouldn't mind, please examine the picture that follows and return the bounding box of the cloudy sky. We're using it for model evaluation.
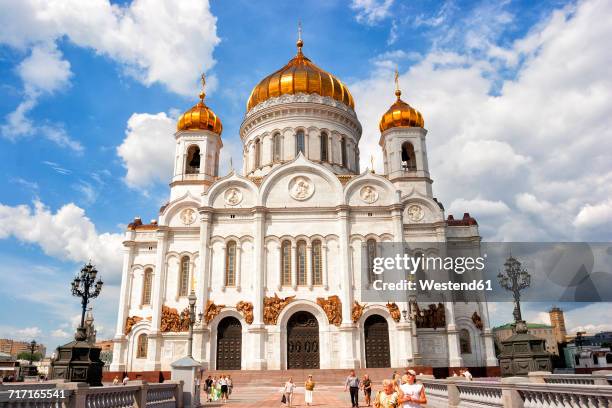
[0,0,611,354]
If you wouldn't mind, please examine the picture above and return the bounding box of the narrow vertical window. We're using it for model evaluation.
[179,256,190,296]
[254,139,261,168]
[312,240,322,285]
[137,334,148,358]
[186,145,200,174]
[273,133,281,161]
[214,152,219,177]
[320,132,328,162]
[401,142,416,171]
[142,268,152,305]
[281,241,291,286]
[459,329,471,354]
[225,241,237,286]
[296,130,305,155]
[366,239,377,283]
[297,240,307,286]
[341,137,347,167]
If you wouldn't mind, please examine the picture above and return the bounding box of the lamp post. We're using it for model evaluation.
[497,255,530,333]
[186,291,203,358]
[71,263,103,341]
[29,340,37,365]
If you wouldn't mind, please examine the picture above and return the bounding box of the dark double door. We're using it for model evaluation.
[217,317,242,370]
[287,311,320,369]
[364,314,391,368]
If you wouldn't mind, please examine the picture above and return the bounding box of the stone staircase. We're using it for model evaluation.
[203,367,422,386]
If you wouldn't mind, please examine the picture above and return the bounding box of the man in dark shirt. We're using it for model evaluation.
[344,370,360,407]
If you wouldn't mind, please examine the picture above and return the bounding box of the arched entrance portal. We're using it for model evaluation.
[216,317,242,370]
[364,314,391,368]
[287,311,320,369]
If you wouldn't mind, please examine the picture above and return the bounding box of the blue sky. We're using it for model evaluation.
[1,0,611,354]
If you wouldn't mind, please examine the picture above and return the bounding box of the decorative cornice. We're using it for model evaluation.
[246,93,357,118]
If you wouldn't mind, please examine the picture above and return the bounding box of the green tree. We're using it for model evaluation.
[16,351,42,361]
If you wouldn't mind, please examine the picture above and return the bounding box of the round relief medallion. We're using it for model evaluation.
[289,176,314,201]
[224,188,242,206]
[359,185,379,204]
[180,208,196,225]
[407,204,425,222]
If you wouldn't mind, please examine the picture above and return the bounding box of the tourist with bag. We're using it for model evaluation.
[362,374,372,406]
[283,377,295,407]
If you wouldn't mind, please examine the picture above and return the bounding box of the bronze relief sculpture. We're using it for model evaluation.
[386,302,401,322]
[236,301,254,324]
[472,311,483,331]
[351,301,365,323]
[124,316,142,334]
[204,300,225,324]
[317,295,342,326]
[263,294,295,325]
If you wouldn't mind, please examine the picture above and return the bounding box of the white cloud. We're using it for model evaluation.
[17,43,71,94]
[117,112,176,189]
[351,0,612,241]
[448,198,510,217]
[0,200,123,283]
[16,327,42,340]
[51,329,70,338]
[0,0,219,96]
[351,0,394,25]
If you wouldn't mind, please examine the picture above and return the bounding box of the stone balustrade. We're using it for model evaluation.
[0,380,183,408]
[420,372,612,408]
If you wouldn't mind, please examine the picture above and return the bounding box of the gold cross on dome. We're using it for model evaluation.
[370,155,375,173]
[394,69,399,91]
[298,21,302,41]
[199,73,207,102]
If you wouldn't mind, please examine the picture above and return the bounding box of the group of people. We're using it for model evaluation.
[203,374,233,403]
[280,369,427,408]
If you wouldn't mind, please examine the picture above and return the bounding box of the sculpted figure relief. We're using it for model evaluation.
[236,301,254,324]
[263,294,295,325]
[179,308,191,331]
[205,300,225,324]
[160,305,184,332]
[317,295,342,326]
[289,176,314,200]
[360,186,379,204]
[224,188,242,206]
[180,208,196,225]
[351,301,365,323]
[386,302,401,322]
[411,302,447,329]
[472,311,483,331]
[124,316,142,334]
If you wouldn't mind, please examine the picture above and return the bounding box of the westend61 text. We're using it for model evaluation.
[372,279,493,292]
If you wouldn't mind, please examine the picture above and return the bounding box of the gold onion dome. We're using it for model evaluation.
[379,72,424,132]
[246,36,355,111]
[177,74,223,135]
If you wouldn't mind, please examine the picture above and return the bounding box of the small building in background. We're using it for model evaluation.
[0,339,46,359]
[0,352,19,380]
[549,306,568,344]
[493,323,559,355]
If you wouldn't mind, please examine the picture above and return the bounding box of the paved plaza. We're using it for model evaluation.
[200,385,370,407]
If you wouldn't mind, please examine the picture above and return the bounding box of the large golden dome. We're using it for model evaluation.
[177,75,222,135]
[246,38,354,112]
[379,84,424,132]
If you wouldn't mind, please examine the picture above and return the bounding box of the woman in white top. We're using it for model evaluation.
[283,377,296,407]
[399,371,427,408]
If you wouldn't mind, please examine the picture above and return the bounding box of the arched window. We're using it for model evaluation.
[341,137,347,167]
[297,240,307,286]
[142,268,153,306]
[136,333,148,358]
[273,133,281,162]
[320,132,328,162]
[459,329,471,354]
[186,145,200,174]
[254,139,261,168]
[593,353,598,365]
[366,239,378,283]
[281,241,291,286]
[179,256,190,296]
[214,152,219,177]
[225,241,237,286]
[312,240,323,285]
[296,130,305,155]
[401,142,416,171]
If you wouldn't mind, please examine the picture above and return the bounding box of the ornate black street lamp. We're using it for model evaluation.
[497,254,551,376]
[50,262,105,386]
[71,263,104,341]
[497,255,531,332]
[29,340,37,365]
[186,291,203,358]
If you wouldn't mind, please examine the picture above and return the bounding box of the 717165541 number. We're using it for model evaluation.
[8,389,67,399]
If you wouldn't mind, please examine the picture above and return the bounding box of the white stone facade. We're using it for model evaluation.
[110,95,497,372]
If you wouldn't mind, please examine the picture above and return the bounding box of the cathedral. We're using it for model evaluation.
[110,35,498,374]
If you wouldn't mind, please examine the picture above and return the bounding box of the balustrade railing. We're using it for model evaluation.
[457,382,503,407]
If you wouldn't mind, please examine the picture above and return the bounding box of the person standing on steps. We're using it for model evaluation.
[304,374,315,406]
[362,374,372,406]
[283,376,296,407]
[345,369,360,407]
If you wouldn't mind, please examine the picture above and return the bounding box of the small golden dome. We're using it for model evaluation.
[246,38,354,112]
[177,75,223,135]
[379,73,424,132]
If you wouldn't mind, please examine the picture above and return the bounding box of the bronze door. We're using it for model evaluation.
[287,311,320,369]
[364,314,391,368]
[217,317,242,370]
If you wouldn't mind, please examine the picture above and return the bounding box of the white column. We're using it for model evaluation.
[446,301,464,367]
[235,244,242,291]
[306,244,313,290]
[276,243,282,291]
[322,243,329,290]
[247,207,267,369]
[338,206,359,368]
[481,302,499,367]
[145,229,168,371]
[195,208,213,368]
[220,244,227,292]
[291,243,297,290]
